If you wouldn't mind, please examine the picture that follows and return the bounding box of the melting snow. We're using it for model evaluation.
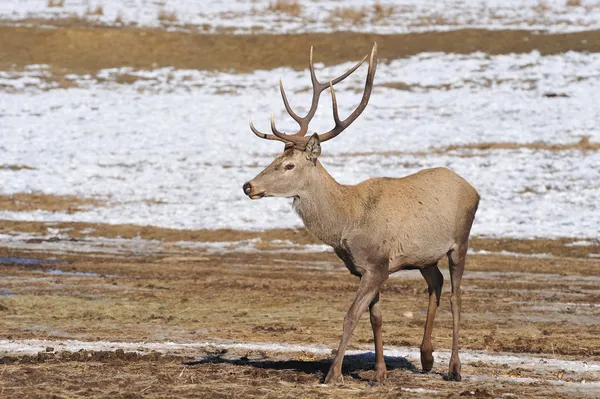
[1,52,599,238]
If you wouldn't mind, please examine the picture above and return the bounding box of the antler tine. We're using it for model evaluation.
[249,120,286,142]
[279,79,302,123]
[249,44,375,149]
[318,42,378,143]
[270,113,290,140]
[297,48,368,136]
[330,53,368,86]
[275,46,370,138]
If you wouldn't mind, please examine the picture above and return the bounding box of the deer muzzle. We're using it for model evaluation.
[242,181,265,200]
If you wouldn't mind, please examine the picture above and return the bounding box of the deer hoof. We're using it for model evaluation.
[421,354,434,372]
[445,368,462,382]
[368,370,387,386]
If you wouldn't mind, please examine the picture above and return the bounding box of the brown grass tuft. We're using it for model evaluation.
[566,0,582,6]
[327,7,367,23]
[267,0,302,17]
[373,2,394,20]
[158,8,178,23]
[115,11,124,25]
[2,164,35,171]
[0,193,104,213]
[47,0,65,7]
[534,0,551,13]
[442,137,600,153]
[85,5,104,16]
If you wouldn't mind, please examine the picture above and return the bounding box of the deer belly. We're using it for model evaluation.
[387,240,452,273]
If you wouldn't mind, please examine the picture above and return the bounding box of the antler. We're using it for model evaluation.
[250,43,377,149]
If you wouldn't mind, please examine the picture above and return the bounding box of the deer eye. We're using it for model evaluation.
[284,163,295,170]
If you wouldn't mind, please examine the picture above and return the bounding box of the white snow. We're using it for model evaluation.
[0,231,331,255]
[1,51,599,239]
[2,0,600,34]
[565,240,599,247]
[468,250,567,259]
[175,238,332,254]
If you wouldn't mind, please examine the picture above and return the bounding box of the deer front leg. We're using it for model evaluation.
[325,271,386,384]
[369,291,387,384]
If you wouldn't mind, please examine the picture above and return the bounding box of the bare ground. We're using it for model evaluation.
[0,193,104,213]
[2,26,600,76]
[0,221,599,398]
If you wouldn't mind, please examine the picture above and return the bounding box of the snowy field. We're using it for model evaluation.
[1,50,599,238]
[1,0,600,33]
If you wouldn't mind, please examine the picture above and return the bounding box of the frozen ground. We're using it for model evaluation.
[2,338,599,394]
[1,51,599,238]
[2,0,600,33]
[2,338,599,375]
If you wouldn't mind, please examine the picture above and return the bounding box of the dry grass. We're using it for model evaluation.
[533,0,551,13]
[373,2,394,21]
[2,164,34,171]
[47,0,65,7]
[566,0,582,6]
[268,0,302,17]
[410,13,456,27]
[0,220,598,399]
[85,4,104,16]
[327,7,367,23]
[0,219,597,259]
[327,3,395,24]
[157,8,178,23]
[0,193,104,213]
[442,137,600,153]
[1,26,600,75]
[115,10,124,25]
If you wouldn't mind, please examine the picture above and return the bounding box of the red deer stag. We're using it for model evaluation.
[243,43,479,384]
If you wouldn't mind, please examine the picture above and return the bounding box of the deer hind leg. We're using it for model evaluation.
[325,271,386,384]
[419,263,443,372]
[446,244,467,381]
[369,291,386,384]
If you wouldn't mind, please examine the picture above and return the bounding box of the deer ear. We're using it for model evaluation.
[305,133,321,164]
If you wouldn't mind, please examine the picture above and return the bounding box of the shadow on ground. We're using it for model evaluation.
[185,352,418,382]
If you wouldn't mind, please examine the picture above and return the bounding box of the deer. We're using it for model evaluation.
[242,42,479,385]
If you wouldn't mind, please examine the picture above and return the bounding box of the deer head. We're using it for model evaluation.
[243,43,377,200]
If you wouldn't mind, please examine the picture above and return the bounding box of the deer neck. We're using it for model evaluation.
[293,162,360,248]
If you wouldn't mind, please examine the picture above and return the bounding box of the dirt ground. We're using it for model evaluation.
[0,221,599,398]
[2,25,600,76]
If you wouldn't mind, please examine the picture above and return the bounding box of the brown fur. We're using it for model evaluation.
[244,135,479,384]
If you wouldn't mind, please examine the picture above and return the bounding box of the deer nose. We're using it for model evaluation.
[243,182,252,196]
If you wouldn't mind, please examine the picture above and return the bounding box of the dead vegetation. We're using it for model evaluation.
[0,219,597,260]
[442,136,600,153]
[267,0,302,17]
[0,225,599,398]
[373,2,395,20]
[115,11,124,25]
[327,7,367,24]
[0,193,104,213]
[3,351,586,399]
[47,0,65,7]
[157,8,178,23]
[85,4,104,16]
[1,27,600,75]
[2,164,35,171]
